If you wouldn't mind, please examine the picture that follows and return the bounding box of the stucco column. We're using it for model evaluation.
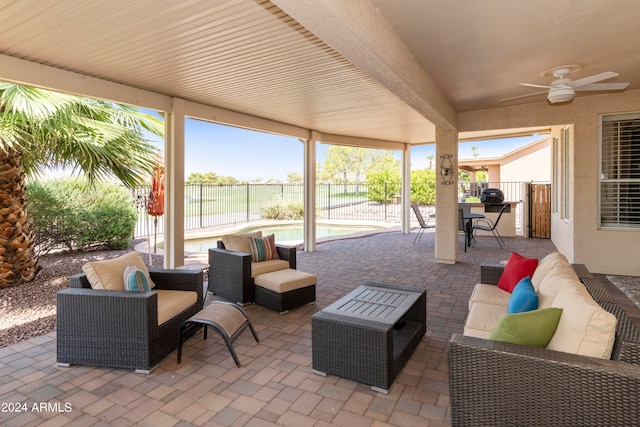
[401,145,411,233]
[303,132,318,252]
[435,128,459,264]
[163,97,186,269]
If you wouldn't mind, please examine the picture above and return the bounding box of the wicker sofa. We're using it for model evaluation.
[57,268,203,373]
[208,234,296,305]
[449,256,640,427]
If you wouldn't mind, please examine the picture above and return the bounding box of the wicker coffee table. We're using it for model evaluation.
[311,284,426,393]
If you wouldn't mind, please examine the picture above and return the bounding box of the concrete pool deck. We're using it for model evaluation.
[135,219,402,266]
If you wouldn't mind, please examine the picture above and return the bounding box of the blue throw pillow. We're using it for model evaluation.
[123,264,151,292]
[507,276,538,314]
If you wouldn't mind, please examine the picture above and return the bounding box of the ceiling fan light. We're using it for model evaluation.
[548,87,575,103]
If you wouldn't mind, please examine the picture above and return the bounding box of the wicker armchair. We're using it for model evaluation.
[57,268,203,373]
[208,241,296,305]
[449,263,640,427]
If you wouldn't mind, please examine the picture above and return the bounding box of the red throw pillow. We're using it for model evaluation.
[497,252,539,293]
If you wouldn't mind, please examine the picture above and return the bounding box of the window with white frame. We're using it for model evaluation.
[552,136,560,213]
[562,127,570,219]
[599,112,640,229]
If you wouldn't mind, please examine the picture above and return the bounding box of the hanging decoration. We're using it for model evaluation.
[146,154,165,262]
[439,154,454,185]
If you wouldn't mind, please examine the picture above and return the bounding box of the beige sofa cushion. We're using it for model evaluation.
[531,252,569,290]
[221,231,263,253]
[155,289,197,325]
[82,251,155,291]
[468,283,511,311]
[546,283,617,359]
[464,302,508,338]
[536,262,580,308]
[251,259,290,278]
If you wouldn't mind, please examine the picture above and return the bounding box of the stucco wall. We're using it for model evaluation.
[499,138,551,183]
[459,89,640,275]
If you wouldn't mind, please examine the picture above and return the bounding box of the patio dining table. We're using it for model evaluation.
[463,212,485,251]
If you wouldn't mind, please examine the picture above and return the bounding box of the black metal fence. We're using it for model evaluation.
[132,181,529,238]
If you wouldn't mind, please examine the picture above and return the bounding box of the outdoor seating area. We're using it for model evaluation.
[3,230,640,426]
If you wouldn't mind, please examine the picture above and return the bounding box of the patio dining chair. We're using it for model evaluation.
[411,203,435,244]
[471,204,508,248]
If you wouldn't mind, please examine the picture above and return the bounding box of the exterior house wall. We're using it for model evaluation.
[498,138,551,183]
[458,88,640,276]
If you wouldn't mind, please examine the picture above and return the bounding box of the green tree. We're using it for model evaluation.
[0,83,162,288]
[426,154,435,170]
[186,172,239,185]
[319,146,372,193]
[286,172,303,183]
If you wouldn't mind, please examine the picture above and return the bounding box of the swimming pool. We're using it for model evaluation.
[181,223,382,252]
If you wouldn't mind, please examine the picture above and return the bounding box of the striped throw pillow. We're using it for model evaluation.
[123,264,152,292]
[248,234,279,262]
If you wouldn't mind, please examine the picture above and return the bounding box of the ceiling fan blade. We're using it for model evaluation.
[575,82,630,91]
[520,83,551,89]
[569,71,619,88]
[499,90,548,102]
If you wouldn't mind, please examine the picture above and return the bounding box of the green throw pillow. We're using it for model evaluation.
[490,307,563,348]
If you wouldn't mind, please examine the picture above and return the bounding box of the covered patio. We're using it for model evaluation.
[1,1,640,425]
[1,231,604,426]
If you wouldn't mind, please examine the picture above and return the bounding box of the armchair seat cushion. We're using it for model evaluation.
[156,290,198,325]
[251,259,290,278]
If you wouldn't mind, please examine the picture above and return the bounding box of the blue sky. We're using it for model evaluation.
[149,117,542,181]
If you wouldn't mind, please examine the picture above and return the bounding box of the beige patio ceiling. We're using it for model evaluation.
[1,0,639,144]
[0,0,442,146]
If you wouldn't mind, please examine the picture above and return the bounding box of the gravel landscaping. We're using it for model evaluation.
[0,240,163,348]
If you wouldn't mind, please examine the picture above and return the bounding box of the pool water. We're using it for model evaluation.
[183,224,380,252]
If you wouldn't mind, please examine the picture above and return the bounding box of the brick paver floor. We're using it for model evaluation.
[0,230,559,426]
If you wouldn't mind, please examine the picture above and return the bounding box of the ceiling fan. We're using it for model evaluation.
[501,67,630,104]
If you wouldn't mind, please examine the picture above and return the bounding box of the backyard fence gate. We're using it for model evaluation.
[527,183,551,238]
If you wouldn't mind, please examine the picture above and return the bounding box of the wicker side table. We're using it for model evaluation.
[312,284,426,393]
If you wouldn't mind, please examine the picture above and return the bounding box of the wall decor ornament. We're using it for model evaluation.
[440,154,454,185]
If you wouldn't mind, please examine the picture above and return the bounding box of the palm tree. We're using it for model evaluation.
[0,83,163,288]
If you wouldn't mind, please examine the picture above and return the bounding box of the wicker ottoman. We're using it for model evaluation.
[253,268,316,313]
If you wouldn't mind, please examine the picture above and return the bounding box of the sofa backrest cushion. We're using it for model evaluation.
[221,231,263,254]
[547,282,617,359]
[497,252,539,293]
[531,252,569,289]
[83,251,155,291]
[536,262,580,309]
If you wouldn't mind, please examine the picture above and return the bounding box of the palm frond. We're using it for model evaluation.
[1,83,164,187]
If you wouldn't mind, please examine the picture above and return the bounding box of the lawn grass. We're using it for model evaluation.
[182,184,371,217]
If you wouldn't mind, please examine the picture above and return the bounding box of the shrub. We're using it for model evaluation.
[26,178,138,253]
[365,169,401,203]
[261,195,304,220]
[411,169,437,205]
